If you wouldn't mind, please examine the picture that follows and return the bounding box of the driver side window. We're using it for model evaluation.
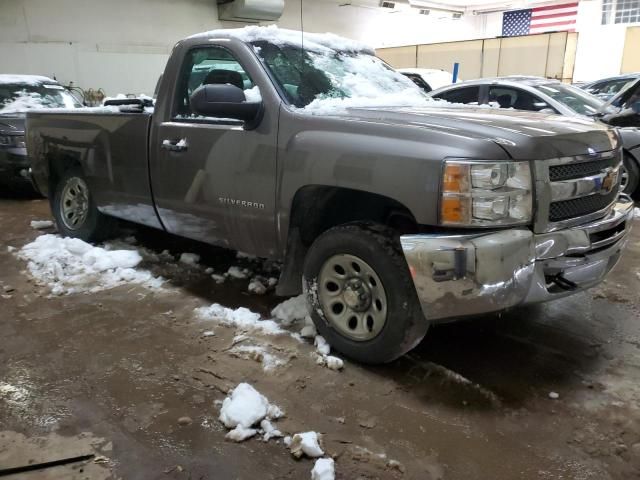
[174,46,256,119]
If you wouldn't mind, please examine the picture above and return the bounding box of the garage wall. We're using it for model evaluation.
[378,31,577,82]
[572,0,640,81]
[0,0,488,96]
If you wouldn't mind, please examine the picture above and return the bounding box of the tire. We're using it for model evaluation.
[303,223,429,364]
[51,167,117,242]
[621,153,640,200]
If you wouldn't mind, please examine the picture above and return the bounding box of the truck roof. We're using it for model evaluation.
[186,25,375,55]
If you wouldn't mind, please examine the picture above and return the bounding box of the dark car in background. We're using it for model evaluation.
[579,73,640,101]
[429,76,640,198]
[0,74,82,192]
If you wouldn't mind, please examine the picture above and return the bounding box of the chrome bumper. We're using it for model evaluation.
[400,196,635,322]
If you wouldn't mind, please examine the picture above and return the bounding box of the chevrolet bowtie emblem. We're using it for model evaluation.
[600,169,617,195]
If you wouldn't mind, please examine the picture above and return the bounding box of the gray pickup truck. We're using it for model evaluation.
[27,27,634,364]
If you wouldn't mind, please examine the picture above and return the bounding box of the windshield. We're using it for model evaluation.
[0,83,81,114]
[252,41,429,112]
[537,83,614,116]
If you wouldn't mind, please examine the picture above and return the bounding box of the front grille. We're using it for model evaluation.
[549,189,618,221]
[549,156,618,181]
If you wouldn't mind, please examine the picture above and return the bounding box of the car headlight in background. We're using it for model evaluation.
[0,134,26,148]
[440,160,532,226]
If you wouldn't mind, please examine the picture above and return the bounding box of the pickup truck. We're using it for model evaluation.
[27,27,635,364]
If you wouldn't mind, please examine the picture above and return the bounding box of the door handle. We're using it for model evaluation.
[161,138,188,152]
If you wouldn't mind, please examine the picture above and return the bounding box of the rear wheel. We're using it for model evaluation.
[51,167,117,241]
[303,224,428,364]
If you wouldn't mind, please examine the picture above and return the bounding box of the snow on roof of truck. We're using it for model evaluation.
[188,25,374,54]
[0,74,58,85]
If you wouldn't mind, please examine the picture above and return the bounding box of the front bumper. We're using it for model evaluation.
[0,147,31,185]
[400,196,635,322]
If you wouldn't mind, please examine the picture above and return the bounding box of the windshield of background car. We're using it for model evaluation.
[251,41,427,108]
[0,83,81,114]
[537,83,614,115]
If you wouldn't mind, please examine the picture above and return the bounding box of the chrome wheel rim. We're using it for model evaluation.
[60,177,89,230]
[318,254,387,342]
[620,164,629,192]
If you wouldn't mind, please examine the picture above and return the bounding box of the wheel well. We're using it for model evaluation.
[276,186,418,296]
[48,151,82,194]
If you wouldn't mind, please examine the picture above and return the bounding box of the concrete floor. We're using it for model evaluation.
[1,195,640,480]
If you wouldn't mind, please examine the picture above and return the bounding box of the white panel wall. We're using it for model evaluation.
[572,0,635,82]
[0,0,487,96]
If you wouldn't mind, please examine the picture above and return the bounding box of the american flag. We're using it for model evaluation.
[502,2,578,37]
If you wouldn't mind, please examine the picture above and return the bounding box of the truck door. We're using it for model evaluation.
[149,43,278,257]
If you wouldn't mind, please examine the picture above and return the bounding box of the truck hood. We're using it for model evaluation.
[332,106,618,159]
[0,115,25,135]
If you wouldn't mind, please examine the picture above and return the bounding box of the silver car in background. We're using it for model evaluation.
[429,76,640,198]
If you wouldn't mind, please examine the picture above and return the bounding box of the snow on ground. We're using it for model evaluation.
[247,278,267,295]
[272,294,309,326]
[179,252,200,266]
[288,431,325,458]
[16,234,163,295]
[29,220,53,229]
[227,266,250,279]
[311,458,335,480]
[218,383,284,442]
[195,303,284,335]
[634,207,640,219]
[228,344,287,372]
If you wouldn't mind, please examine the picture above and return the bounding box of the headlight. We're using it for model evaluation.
[0,135,26,148]
[440,160,532,226]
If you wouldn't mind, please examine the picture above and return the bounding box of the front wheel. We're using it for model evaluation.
[621,154,640,200]
[303,224,428,364]
[51,167,117,242]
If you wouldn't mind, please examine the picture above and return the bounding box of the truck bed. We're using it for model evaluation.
[28,109,163,230]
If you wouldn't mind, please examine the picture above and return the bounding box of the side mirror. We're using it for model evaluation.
[189,84,263,129]
[631,100,640,114]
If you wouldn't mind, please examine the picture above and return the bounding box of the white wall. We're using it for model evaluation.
[1,0,632,92]
[572,0,636,82]
[0,0,487,96]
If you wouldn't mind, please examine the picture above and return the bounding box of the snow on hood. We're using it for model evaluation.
[189,25,373,54]
[0,74,56,85]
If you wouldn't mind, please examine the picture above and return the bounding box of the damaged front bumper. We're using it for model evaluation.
[400,196,635,322]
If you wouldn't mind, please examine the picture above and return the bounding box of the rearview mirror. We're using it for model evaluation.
[189,84,263,130]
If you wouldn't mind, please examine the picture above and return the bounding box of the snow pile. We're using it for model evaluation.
[271,295,344,370]
[300,317,317,339]
[314,336,330,356]
[29,220,53,230]
[211,274,226,284]
[17,234,163,295]
[179,252,200,265]
[190,25,372,54]
[227,266,250,279]
[1,91,49,114]
[287,431,325,458]
[219,383,284,442]
[195,303,284,335]
[299,50,431,115]
[311,458,335,480]
[272,294,309,326]
[228,344,287,372]
[248,278,267,295]
[0,74,55,85]
[313,336,344,371]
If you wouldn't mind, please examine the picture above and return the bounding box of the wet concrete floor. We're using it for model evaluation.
[1,195,639,479]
